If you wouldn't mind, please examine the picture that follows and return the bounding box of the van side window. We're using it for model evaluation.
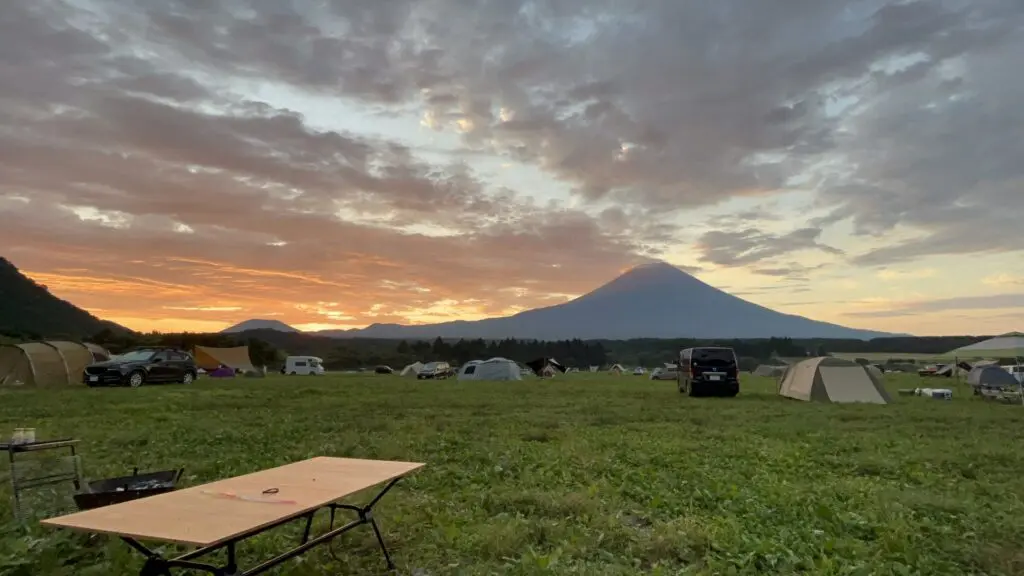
[295,361,307,367]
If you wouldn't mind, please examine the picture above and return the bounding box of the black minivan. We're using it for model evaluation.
[677,347,740,397]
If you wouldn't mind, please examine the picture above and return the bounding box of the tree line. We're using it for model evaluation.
[0,327,996,371]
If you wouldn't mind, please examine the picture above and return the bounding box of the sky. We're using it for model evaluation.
[1,0,1022,337]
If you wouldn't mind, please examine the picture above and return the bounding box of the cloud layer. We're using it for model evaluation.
[1,0,1022,332]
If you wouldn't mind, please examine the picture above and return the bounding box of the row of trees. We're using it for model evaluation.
[0,327,995,371]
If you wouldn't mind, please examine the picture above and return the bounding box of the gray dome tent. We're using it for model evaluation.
[966,366,1017,389]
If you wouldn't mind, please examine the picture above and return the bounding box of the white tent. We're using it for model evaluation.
[608,364,625,375]
[589,365,599,372]
[457,358,521,381]
[400,362,425,377]
[456,360,483,380]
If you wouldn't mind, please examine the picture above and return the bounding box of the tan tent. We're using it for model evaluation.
[0,341,111,387]
[608,364,625,375]
[754,365,787,378]
[193,345,256,372]
[400,362,425,377]
[778,357,891,404]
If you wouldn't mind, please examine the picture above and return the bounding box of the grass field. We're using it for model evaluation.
[2,373,1024,575]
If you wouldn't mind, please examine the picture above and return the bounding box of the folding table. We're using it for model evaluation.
[41,456,425,575]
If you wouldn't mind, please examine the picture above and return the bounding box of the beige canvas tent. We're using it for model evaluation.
[778,357,891,404]
[0,341,111,387]
[608,364,625,375]
[193,345,256,373]
[400,362,425,377]
[754,365,787,378]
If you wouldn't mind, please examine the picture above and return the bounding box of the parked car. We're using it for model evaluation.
[678,347,740,397]
[282,356,324,375]
[650,367,678,381]
[417,361,452,379]
[632,367,646,376]
[84,348,197,388]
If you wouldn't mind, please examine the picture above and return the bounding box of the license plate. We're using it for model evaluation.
[89,376,99,382]
[707,374,720,381]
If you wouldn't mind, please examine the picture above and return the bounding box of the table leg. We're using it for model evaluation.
[8,450,22,523]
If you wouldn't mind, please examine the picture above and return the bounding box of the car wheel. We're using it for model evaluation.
[289,371,297,375]
[182,371,195,385]
[128,371,145,388]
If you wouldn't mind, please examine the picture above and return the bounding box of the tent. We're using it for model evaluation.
[526,357,566,377]
[457,358,521,381]
[0,341,111,387]
[608,364,625,375]
[948,333,1024,360]
[754,365,787,378]
[589,366,599,372]
[778,357,891,404]
[192,346,256,373]
[400,362,425,377]
[966,366,1017,389]
[935,362,973,378]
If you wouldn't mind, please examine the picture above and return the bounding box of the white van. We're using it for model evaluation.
[283,356,324,376]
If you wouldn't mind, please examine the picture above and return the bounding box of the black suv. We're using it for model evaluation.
[677,347,740,397]
[84,348,198,388]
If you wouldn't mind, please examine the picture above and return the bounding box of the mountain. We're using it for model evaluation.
[315,262,894,340]
[221,319,299,334]
[0,257,131,339]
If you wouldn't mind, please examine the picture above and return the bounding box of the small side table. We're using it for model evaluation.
[1,438,82,521]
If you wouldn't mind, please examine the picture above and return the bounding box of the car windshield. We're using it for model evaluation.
[309,358,320,367]
[118,350,156,362]
[692,349,736,367]
[423,362,438,371]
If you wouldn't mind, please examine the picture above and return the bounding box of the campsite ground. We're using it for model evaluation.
[2,373,1023,575]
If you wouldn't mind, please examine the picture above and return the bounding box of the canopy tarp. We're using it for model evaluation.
[193,345,256,372]
[948,333,1024,359]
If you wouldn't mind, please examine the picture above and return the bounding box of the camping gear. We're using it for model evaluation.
[916,388,952,400]
[0,341,110,387]
[43,457,426,575]
[2,438,82,522]
[73,467,184,511]
[192,345,256,373]
[778,357,891,404]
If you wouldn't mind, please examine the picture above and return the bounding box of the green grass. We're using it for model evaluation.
[2,373,1024,575]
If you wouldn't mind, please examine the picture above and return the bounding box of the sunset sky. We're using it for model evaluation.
[1,1,1022,337]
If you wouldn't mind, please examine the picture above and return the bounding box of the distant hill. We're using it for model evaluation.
[221,319,298,334]
[315,262,895,340]
[0,257,131,339]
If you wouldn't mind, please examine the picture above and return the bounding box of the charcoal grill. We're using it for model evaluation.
[73,467,184,510]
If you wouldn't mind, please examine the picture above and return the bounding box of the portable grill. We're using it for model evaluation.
[73,467,184,510]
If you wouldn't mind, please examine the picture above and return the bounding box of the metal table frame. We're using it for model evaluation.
[1,438,82,521]
[123,477,405,575]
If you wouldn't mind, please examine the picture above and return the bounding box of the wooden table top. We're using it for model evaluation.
[41,456,424,546]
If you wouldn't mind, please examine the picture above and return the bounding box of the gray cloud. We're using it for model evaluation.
[847,293,1024,318]
[0,0,1022,306]
[696,227,842,267]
